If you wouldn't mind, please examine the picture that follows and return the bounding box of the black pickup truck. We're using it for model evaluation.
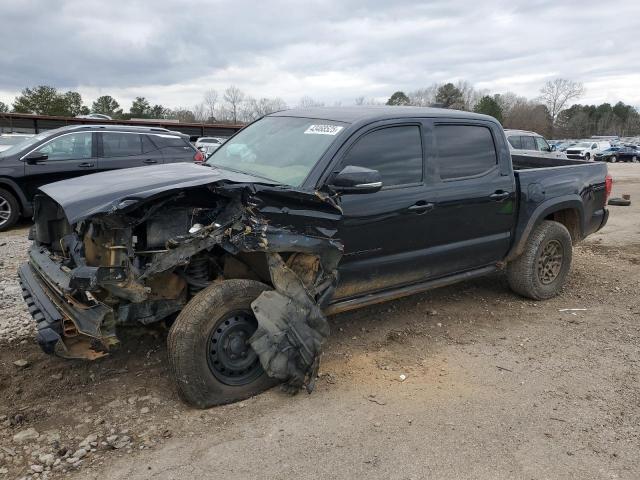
[18,107,611,407]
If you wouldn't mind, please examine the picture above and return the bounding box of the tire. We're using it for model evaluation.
[585,153,590,161]
[0,188,20,232]
[167,279,279,408]
[507,220,572,300]
[608,197,631,206]
[632,156,638,163]
[610,156,617,163]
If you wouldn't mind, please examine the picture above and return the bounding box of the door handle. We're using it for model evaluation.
[408,201,435,213]
[78,162,94,168]
[143,159,157,164]
[489,191,510,201]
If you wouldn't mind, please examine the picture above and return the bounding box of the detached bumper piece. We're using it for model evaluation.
[18,248,118,360]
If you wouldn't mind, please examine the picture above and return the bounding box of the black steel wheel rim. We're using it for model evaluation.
[536,239,564,285]
[206,310,263,386]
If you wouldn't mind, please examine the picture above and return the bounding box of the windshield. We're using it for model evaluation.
[574,142,592,148]
[206,116,347,186]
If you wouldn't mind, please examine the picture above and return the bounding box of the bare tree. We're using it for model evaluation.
[408,84,439,106]
[539,78,585,121]
[299,96,325,108]
[192,103,206,122]
[223,86,245,123]
[354,96,365,106]
[203,89,218,121]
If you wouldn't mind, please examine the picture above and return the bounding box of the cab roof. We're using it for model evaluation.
[269,106,497,124]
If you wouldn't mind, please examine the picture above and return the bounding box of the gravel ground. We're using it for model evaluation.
[0,165,638,480]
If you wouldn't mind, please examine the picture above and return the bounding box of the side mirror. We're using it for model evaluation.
[550,144,556,152]
[24,151,48,164]
[329,165,382,194]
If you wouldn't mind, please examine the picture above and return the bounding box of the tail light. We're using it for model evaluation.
[193,150,204,163]
[605,173,613,202]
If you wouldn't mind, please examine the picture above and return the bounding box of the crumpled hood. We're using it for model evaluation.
[38,163,279,224]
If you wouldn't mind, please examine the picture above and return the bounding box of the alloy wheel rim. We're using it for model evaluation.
[206,311,263,386]
[537,239,563,285]
[0,196,11,226]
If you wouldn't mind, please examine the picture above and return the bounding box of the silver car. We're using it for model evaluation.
[504,129,567,159]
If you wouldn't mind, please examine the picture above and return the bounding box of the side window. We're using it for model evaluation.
[521,136,536,150]
[102,132,142,157]
[141,135,158,153]
[341,125,423,187]
[36,132,92,160]
[507,136,522,149]
[434,125,497,180]
[535,136,550,152]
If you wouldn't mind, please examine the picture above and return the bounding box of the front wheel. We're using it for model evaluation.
[167,279,278,408]
[610,156,617,163]
[585,153,591,161]
[507,220,572,300]
[0,188,20,231]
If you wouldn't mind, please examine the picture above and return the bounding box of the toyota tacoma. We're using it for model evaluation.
[18,107,611,408]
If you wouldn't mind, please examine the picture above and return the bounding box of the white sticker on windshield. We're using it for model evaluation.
[304,124,344,135]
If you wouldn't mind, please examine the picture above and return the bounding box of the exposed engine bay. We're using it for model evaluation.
[25,176,343,393]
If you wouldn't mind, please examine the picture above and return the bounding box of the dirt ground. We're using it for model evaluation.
[1,164,639,480]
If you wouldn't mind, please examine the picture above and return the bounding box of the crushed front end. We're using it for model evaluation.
[19,175,343,392]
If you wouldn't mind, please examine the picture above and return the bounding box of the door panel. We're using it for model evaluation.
[331,123,437,300]
[335,185,438,299]
[24,132,96,198]
[428,123,515,276]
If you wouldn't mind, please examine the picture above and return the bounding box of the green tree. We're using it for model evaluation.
[386,91,410,106]
[12,86,59,114]
[0,101,8,113]
[129,97,151,117]
[62,91,89,116]
[435,83,464,109]
[149,104,168,118]
[473,95,503,123]
[12,86,89,116]
[92,95,122,117]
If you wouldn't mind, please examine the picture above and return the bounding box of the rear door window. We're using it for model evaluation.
[521,136,536,150]
[434,125,498,180]
[101,132,143,157]
[507,136,522,149]
[340,125,423,187]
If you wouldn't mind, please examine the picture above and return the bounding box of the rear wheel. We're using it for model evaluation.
[167,279,278,408]
[610,156,617,163]
[632,156,638,163]
[0,188,20,232]
[507,220,572,300]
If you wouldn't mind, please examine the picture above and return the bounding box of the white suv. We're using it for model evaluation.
[565,141,611,161]
[504,129,566,159]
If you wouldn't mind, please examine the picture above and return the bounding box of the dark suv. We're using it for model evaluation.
[0,125,202,230]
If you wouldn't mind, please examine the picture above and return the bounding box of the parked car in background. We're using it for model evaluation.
[0,124,203,230]
[594,146,621,162]
[195,136,225,152]
[595,145,640,163]
[0,133,34,152]
[565,141,611,160]
[504,129,566,159]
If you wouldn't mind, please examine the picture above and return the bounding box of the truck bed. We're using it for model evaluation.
[511,154,594,170]
[509,154,609,259]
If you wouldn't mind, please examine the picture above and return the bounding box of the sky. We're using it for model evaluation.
[1,0,639,111]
